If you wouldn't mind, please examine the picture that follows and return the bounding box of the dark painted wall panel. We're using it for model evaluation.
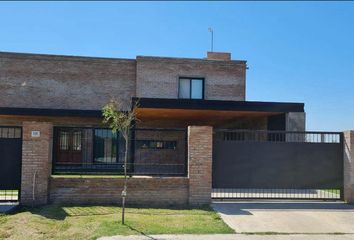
[0,138,22,189]
[213,141,343,189]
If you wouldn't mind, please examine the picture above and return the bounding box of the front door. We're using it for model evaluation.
[0,127,22,202]
[56,128,82,164]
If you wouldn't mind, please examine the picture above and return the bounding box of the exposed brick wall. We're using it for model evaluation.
[188,126,213,205]
[0,52,136,111]
[21,121,53,206]
[344,131,354,203]
[0,52,247,111]
[49,176,189,206]
[136,57,246,101]
[206,52,231,61]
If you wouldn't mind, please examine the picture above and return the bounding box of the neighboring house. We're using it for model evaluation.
[0,51,307,205]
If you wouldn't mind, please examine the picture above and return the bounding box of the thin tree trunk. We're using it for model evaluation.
[122,129,129,224]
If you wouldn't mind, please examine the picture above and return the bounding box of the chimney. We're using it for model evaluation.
[206,51,231,61]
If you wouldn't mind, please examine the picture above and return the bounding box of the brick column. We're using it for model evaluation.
[188,126,212,205]
[344,130,354,203]
[21,122,53,206]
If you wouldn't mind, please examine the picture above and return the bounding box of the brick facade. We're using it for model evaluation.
[50,176,189,206]
[344,131,354,203]
[21,121,53,206]
[188,126,213,205]
[0,51,246,110]
[0,52,136,111]
[0,51,311,207]
[136,56,246,101]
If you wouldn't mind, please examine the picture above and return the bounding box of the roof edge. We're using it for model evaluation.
[0,107,103,118]
[133,98,305,113]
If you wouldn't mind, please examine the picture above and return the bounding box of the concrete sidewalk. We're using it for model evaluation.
[99,234,354,240]
[211,201,354,234]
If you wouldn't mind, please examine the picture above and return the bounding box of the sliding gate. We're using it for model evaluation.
[212,130,343,200]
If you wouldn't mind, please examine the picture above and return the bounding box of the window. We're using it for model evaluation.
[178,78,204,99]
[72,131,82,151]
[94,129,117,163]
[0,127,21,138]
[137,140,177,150]
[59,131,69,150]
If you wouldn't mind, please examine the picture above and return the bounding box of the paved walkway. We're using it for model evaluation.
[99,233,354,240]
[211,201,354,234]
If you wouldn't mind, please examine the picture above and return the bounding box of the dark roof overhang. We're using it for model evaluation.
[0,107,102,118]
[0,98,304,118]
[133,98,304,113]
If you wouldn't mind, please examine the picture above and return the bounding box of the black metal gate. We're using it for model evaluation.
[0,127,22,202]
[212,130,344,200]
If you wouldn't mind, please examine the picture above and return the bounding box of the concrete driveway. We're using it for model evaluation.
[211,201,354,234]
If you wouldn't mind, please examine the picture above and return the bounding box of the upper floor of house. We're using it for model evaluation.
[0,51,246,110]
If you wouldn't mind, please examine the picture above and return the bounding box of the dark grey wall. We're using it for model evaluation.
[213,141,343,189]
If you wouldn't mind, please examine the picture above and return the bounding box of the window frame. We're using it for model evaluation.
[53,127,121,169]
[93,128,118,164]
[178,77,205,100]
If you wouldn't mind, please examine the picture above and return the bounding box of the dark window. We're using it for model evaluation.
[56,129,83,164]
[178,78,204,99]
[137,140,177,150]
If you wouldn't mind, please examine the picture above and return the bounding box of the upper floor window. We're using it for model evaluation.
[178,77,204,99]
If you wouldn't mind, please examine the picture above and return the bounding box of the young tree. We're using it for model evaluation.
[102,99,138,224]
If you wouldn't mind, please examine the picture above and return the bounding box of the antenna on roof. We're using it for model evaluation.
[208,27,214,52]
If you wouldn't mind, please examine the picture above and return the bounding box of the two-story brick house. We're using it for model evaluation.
[0,51,305,205]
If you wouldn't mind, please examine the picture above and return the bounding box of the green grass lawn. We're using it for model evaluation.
[0,204,233,240]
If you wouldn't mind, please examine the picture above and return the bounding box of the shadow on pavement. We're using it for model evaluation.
[212,201,354,215]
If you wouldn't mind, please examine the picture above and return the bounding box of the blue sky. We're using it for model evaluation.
[0,1,353,131]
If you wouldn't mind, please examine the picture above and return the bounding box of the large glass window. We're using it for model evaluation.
[179,78,190,99]
[94,129,117,164]
[178,78,204,99]
[53,127,186,176]
[191,79,203,99]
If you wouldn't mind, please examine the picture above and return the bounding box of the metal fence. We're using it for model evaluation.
[52,127,187,176]
[220,129,341,143]
[212,188,341,200]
